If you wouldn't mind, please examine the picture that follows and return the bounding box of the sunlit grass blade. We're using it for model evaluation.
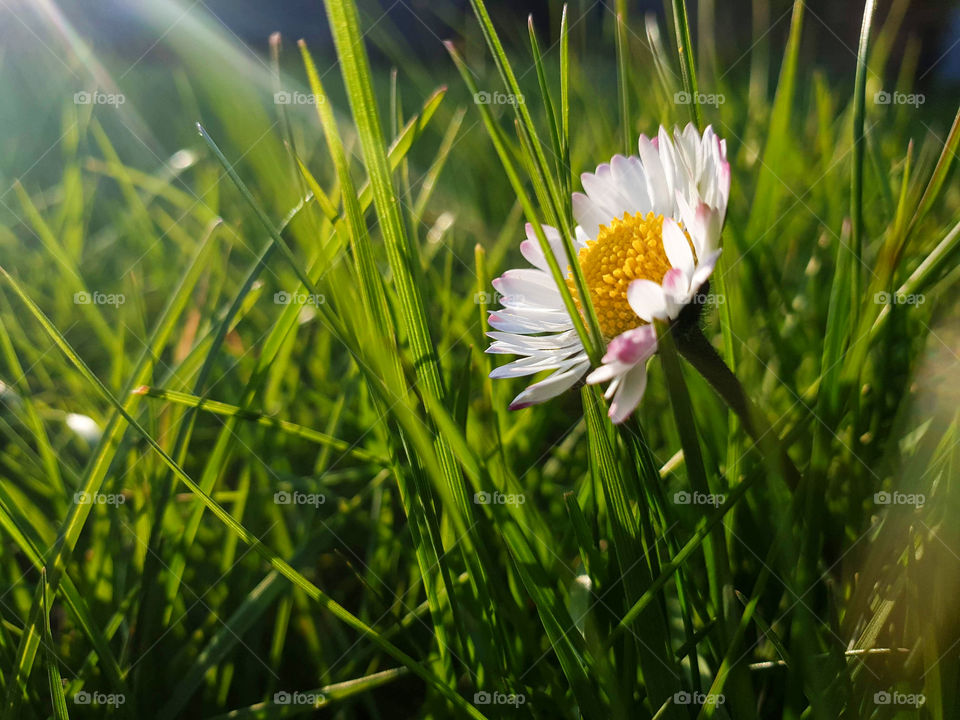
[299,27,488,683]
[850,0,876,331]
[583,386,682,718]
[445,41,601,365]
[465,0,605,358]
[204,668,408,720]
[41,570,70,720]
[668,0,701,128]
[133,385,386,462]
[527,15,565,188]
[615,10,631,154]
[907,107,960,236]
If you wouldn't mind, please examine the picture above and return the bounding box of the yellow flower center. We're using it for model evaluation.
[566,211,672,339]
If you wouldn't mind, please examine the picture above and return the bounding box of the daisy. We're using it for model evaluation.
[487,124,730,423]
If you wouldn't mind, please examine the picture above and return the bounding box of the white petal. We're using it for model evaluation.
[662,217,694,277]
[689,248,722,293]
[524,223,574,270]
[603,376,621,399]
[627,279,668,322]
[574,226,591,248]
[608,364,649,423]
[610,154,652,215]
[486,329,581,354]
[519,239,550,273]
[488,309,572,334]
[493,270,562,308]
[581,163,630,219]
[676,123,700,173]
[491,351,586,378]
[508,361,590,410]
[602,324,658,365]
[586,361,629,385]
[661,267,691,318]
[638,135,673,217]
[572,192,608,240]
[657,126,678,197]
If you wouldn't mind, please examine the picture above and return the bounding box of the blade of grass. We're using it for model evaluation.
[465,0,605,358]
[583,386,682,719]
[559,4,572,207]
[615,10,631,155]
[298,38,477,683]
[132,386,385,463]
[204,668,408,720]
[527,15,565,189]
[41,570,70,720]
[445,41,601,365]
[668,0,701,127]
[850,0,876,332]
[906,107,960,238]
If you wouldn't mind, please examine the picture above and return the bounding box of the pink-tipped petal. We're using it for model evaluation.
[606,325,658,365]
[662,267,689,296]
[519,239,549,272]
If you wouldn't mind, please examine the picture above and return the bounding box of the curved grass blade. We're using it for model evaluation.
[668,0,702,128]
[465,0,605,358]
[132,386,386,463]
[204,667,408,720]
[850,0,877,331]
[41,570,70,720]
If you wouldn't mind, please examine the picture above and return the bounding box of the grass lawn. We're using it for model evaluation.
[0,0,959,717]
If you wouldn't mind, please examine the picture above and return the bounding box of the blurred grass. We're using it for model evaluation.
[0,0,959,718]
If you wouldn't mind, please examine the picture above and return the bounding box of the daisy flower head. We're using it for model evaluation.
[487,124,730,423]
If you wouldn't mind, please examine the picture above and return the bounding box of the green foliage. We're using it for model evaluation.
[0,0,957,718]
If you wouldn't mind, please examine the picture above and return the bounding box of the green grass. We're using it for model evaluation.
[1,0,959,718]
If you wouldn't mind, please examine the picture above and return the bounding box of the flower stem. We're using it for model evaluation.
[675,324,801,489]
